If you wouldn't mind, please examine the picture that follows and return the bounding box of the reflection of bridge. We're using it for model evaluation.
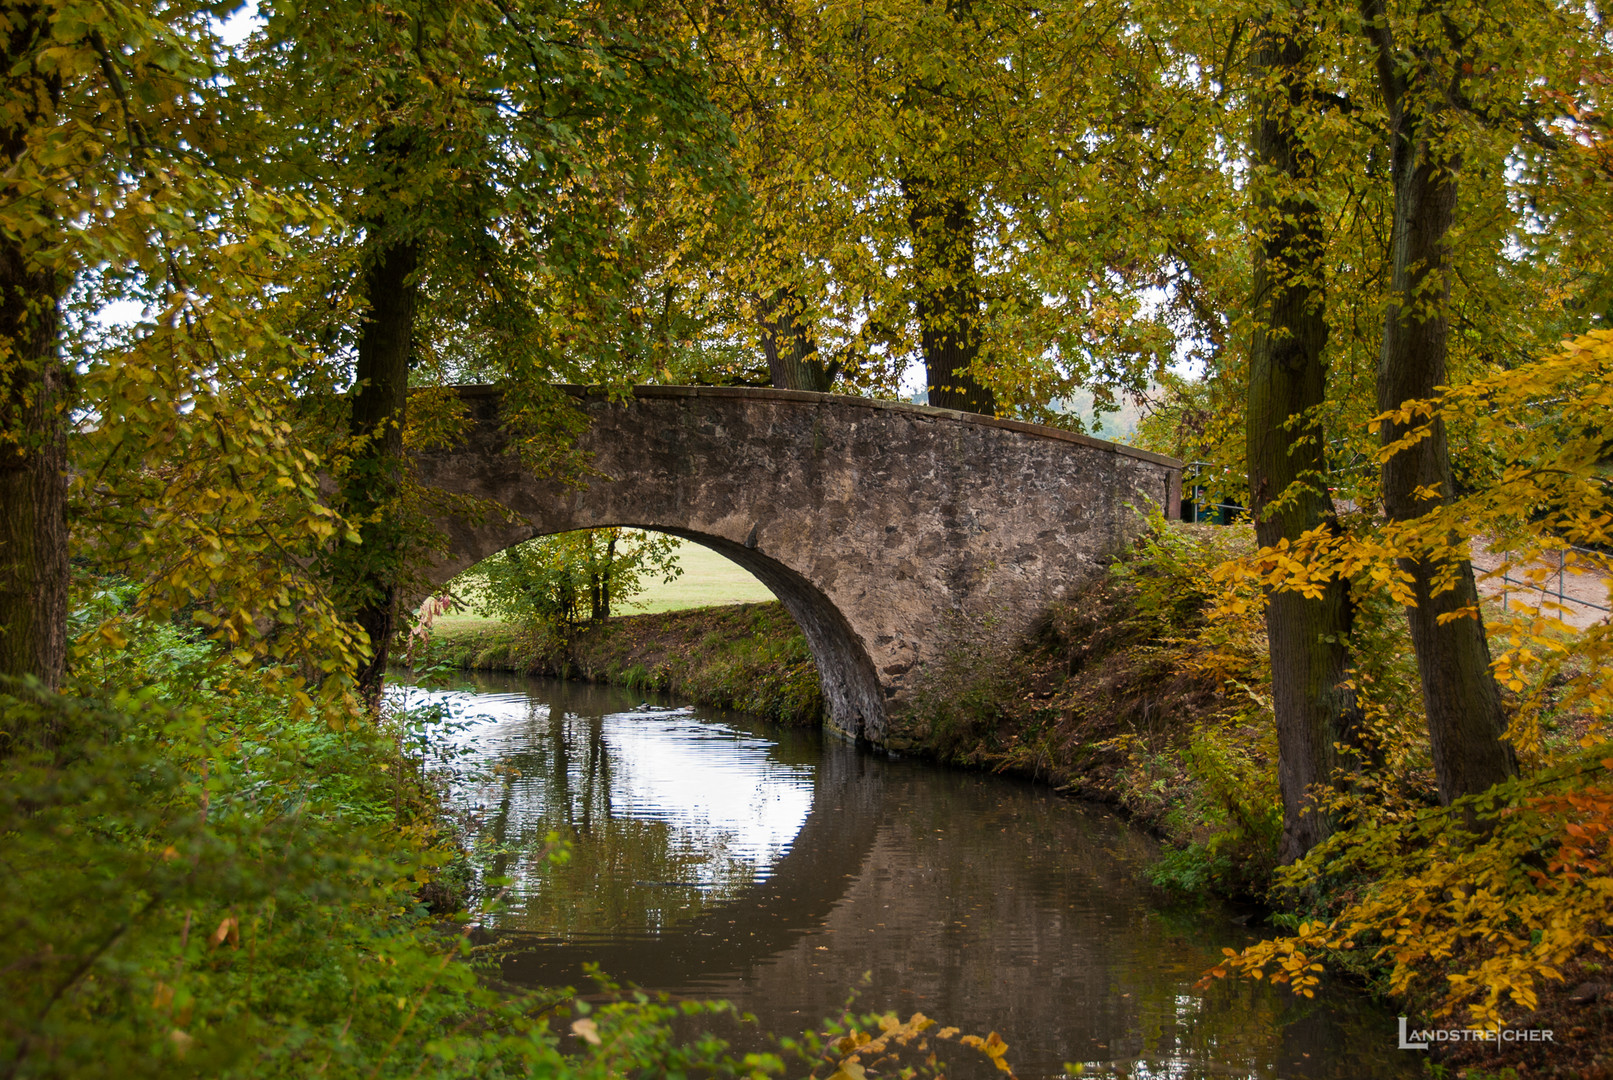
[412,386,1182,746]
[497,723,884,992]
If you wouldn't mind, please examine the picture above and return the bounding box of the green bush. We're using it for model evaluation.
[0,617,766,1079]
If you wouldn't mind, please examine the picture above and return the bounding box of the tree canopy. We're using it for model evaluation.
[3,0,1613,1053]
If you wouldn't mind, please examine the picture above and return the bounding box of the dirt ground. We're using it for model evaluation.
[1472,539,1612,631]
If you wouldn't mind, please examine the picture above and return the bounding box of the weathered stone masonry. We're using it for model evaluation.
[411,385,1183,747]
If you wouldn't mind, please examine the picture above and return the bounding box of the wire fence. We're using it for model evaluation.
[1178,465,1611,624]
[1482,544,1612,619]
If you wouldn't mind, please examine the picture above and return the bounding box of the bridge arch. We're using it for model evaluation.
[411,386,1182,748]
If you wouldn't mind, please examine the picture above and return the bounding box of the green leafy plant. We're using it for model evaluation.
[458,529,684,629]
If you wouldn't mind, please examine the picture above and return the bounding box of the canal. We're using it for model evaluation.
[394,672,1419,1079]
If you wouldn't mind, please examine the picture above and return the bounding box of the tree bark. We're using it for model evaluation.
[1364,0,1516,801]
[902,177,996,416]
[344,228,418,707]
[1245,22,1363,863]
[0,6,68,692]
[591,533,617,621]
[757,286,835,393]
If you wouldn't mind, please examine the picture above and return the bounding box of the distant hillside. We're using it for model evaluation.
[1052,388,1148,442]
[907,386,1150,443]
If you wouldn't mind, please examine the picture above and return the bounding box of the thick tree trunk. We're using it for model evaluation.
[757,287,835,393]
[345,233,418,707]
[902,178,996,416]
[1245,24,1363,863]
[1365,3,1517,802]
[0,7,68,692]
[0,253,68,693]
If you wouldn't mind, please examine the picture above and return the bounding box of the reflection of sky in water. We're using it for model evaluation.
[603,719,813,865]
[392,685,814,890]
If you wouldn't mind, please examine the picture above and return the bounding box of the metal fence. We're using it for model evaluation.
[1177,463,1610,621]
[1487,544,1612,618]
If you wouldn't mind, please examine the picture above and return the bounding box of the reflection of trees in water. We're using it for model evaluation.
[683,770,1412,1080]
[469,690,757,939]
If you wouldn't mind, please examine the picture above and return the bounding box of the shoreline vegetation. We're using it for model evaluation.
[414,526,1266,850]
[418,601,825,727]
[416,519,1613,1077]
[2,602,992,1080]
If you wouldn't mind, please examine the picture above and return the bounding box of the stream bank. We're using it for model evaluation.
[416,523,1613,1076]
[418,601,824,727]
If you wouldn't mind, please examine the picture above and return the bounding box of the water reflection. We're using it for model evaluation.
[396,677,814,939]
[396,672,1417,1080]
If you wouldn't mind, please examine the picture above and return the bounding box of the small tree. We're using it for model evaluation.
[463,529,684,629]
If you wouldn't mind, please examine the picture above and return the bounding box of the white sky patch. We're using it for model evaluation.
[604,718,815,867]
[92,298,145,332]
[897,356,927,399]
[216,1,261,47]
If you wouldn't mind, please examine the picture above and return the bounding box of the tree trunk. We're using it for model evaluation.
[597,534,616,620]
[1245,22,1363,863]
[758,286,835,392]
[344,230,418,707]
[902,177,996,416]
[1365,0,1516,801]
[0,6,68,693]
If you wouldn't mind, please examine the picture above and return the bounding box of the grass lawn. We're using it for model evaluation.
[427,536,775,630]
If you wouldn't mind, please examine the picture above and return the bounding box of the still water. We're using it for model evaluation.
[395,672,1419,1080]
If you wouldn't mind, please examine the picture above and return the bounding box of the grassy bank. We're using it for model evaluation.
[419,601,824,726]
[420,526,1292,880]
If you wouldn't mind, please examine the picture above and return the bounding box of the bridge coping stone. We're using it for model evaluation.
[449,383,1184,471]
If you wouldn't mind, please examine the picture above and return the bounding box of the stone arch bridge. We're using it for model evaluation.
[412,386,1182,748]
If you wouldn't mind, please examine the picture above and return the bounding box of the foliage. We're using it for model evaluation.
[1202,333,1613,1029]
[457,529,684,629]
[1215,331,1613,758]
[0,0,367,706]
[906,613,1022,758]
[1132,372,1246,489]
[627,0,1226,416]
[1098,516,1441,894]
[4,613,944,1078]
[237,0,738,394]
[1111,514,1268,692]
[787,1009,1015,1080]
[1099,519,1282,893]
[12,0,1613,1063]
[2,620,508,1078]
[1204,758,1613,1028]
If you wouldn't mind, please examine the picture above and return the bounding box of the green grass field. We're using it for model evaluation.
[624,539,777,612]
[427,536,775,630]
